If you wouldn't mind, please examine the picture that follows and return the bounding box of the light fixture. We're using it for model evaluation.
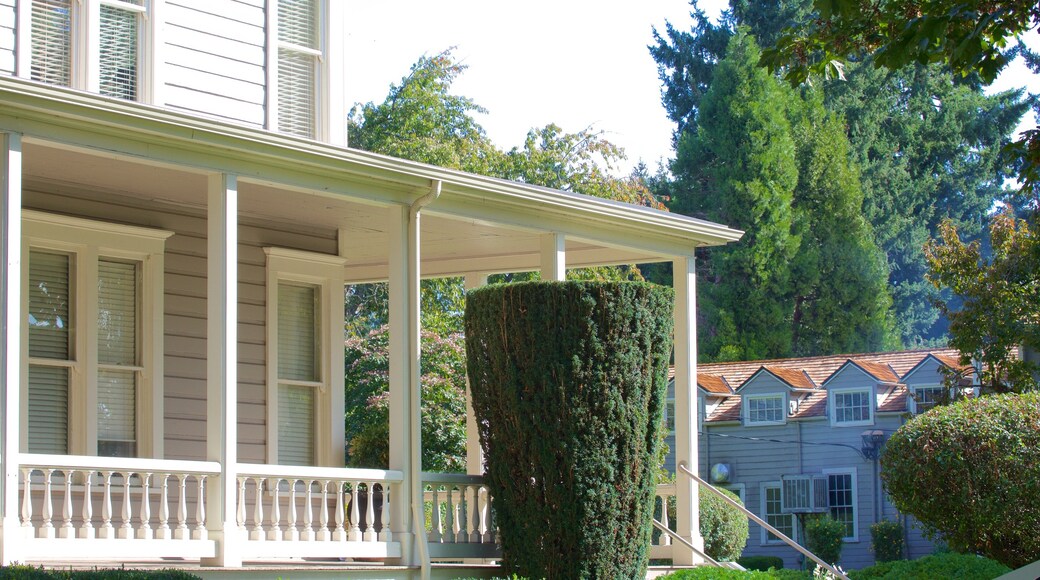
[861,429,885,460]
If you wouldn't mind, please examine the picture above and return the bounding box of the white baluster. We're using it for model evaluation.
[137,473,153,539]
[37,468,55,539]
[445,485,456,544]
[454,486,465,543]
[317,480,330,541]
[236,476,247,537]
[100,471,115,539]
[469,484,480,543]
[429,485,442,542]
[479,486,490,543]
[79,471,95,539]
[192,475,207,540]
[59,470,74,538]
[267,478,282,541]
[332,481,346,542]
[251,477,265,541]
[660,494,671,546]
[117,472,134,539]
[301,480,315,541]
[156,474,171,540]
[20,468,33,537]
[363,482,376,542]
[283,479,299,542]
[379,483,391,542]
[348,482,361,542]
[174,474,189,540]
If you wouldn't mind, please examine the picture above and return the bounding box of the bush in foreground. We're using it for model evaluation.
[881,391,1040,568]
[850,552,1010,579]
[737,555,785,571]
[804,515,845,566]
[701,487,750,562]
[869,519,903,563]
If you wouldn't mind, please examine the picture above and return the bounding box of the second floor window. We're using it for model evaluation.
[832,389,872,425]
[277,0,321,138]
[746,394,784,424]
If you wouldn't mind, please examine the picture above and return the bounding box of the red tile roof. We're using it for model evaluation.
[761,366,816,390]
[877,384,909,413]
[706,396,742,423]
[791,392,827,419]
[698,374,732,394]
[852,360,901,383]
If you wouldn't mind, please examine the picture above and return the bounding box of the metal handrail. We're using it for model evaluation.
[651,518,721,567]
[677,462,850,580]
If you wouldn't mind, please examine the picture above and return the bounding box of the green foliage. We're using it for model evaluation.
[344,325,467,472]
[0,568,201,579]
[804,515,845,566]
[869,519,904,563]
[849,552,1011,580]
[925,212,1040,393]
[701,487,750,562]
[657,568,809,579]
[465,281,674,580]
[881,391,1040,568]
[738,555,785,571]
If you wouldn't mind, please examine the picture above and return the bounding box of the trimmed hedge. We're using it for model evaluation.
[465,281,674,580]
[804,515,845,566]
[657,569,808,579]
[881,391,1040,568]
[737,555,785,571]
[702,487,750,562]
[849,552,1010,579]
[0,568,201,579]
[869,519,903,563]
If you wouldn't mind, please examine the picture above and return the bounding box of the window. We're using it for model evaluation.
[831,388,873,426]
[746,394,784,424]
[761,483,795,545]
[913,385,945,414]
[663,397,675,436]
[28,0,148,101]
[825,469,858,541]
[22,211,170,457]
[265,248,344,467]
[276,0,322,138]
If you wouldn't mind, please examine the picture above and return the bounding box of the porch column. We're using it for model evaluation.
[203,174,240,567]
[673,255,704,564]
[539,233,565,281]
[0,133,21,564]
[463,273,488,476]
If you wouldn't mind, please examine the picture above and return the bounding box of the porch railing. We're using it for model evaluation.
[18,454,220,560]
[421,472,499,560]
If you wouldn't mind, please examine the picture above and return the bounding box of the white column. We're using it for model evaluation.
[463,273,488,476]
[203,174,240,567]
[0,133,22,564]
[539,233,565,281]
[673,256,703,564]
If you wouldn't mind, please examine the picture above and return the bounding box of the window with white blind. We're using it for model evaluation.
[22,211,170,457]
[276,0,322,138]
[265,248,345,467]
[27,0,147,101]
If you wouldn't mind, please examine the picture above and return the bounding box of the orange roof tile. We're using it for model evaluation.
[698,374,732,394]
[791,392,827,419]
[877,384,909,413]
[762,366,816,390]
[706,397,742,422]
[852,360,901,383]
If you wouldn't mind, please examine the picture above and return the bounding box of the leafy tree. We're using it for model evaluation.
[924,211,1040,393]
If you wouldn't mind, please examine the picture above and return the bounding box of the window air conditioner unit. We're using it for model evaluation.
[781,474,828,514]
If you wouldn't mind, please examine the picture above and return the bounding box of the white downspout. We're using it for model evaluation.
[409,180,440,580]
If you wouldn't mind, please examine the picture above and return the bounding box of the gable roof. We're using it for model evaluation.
[698,374,733,394]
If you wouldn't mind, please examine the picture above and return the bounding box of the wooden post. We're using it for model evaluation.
[539,233,565,281]
[463,273,488,476]
[673,256,703,564]
[0,132,21,564]
[202,174,240,567]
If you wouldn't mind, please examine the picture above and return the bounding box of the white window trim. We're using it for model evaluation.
[722,482,745,504]
[16,0,154,103]
[829,387,875,427]
[21,210,171,457]
[823,467,859,542]
[264,247,344,467]
[760,481,796,546]
[910,384,945,414]
[745,392,786,426]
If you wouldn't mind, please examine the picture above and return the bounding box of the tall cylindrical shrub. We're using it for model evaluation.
[465,281,674,579]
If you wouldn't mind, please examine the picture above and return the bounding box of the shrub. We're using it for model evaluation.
[657,569,809,579]
[849,552,1010,579]
[702,487,750,562]
[869,519,904,563]
[804,515,845,566]
[738,555,785,571]
[465,281,674,580]
[881,391,1040,568]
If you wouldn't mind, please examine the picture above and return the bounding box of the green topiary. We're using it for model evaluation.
[880,391,1040,568]
[869,519,904,563]
[849,552,1010,579]
[737,555,785,571]
[465,281,674,580]
[701,487,750,562]
[804,515,845,566]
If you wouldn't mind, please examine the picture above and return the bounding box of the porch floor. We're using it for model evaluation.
[24,560,504,580]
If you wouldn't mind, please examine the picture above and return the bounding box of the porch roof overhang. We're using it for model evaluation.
[0,77,743,277]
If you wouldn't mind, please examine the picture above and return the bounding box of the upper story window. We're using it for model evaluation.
[831,388,873,426]
[912,385,945,414]
[29,0,148,101]
[276,0,321,138]
[746,394,784,425]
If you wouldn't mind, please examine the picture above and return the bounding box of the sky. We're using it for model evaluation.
[344,1,1039,176]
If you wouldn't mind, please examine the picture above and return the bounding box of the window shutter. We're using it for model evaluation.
[27,365,69,454]
[30,0,72,87]
[97,259,138,457]
[28,251,70,360]
[98,1,140,101]
[278,385,314,466]
[277,0,318,138]
[278,282,317,382]
[97,369,136,456]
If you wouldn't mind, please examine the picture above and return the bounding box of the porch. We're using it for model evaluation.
[0,77,741,576]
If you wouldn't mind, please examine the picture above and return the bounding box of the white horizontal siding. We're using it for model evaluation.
[0,0,15,74]
[162,0,267,127]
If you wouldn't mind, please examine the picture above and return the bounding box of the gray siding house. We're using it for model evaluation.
[663,348,970,570]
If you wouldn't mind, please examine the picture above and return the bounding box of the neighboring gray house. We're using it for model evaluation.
[663,348,971,569]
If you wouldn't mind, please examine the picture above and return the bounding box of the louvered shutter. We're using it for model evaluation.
[98,1,141,101]
[27,250,71,454]
[30,0,72,87]
[278,385,314,466]
[97,259,138,457]
[277,282,318,465]
[277,0,318,138]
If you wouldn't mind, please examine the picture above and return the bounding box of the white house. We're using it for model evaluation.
[0,1,743,578]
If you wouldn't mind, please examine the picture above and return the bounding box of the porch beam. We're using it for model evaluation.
[673,256,704,564]
[463,273,488,476]
[0,132,21,564]
[539,233,565,281]
[203,173,240,567]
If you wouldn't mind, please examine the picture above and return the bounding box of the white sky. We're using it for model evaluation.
[344,1,1038,176]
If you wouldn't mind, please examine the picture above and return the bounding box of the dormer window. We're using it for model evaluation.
[831,388,874,426]
[746,394,784,425]
[912,385,946,414]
